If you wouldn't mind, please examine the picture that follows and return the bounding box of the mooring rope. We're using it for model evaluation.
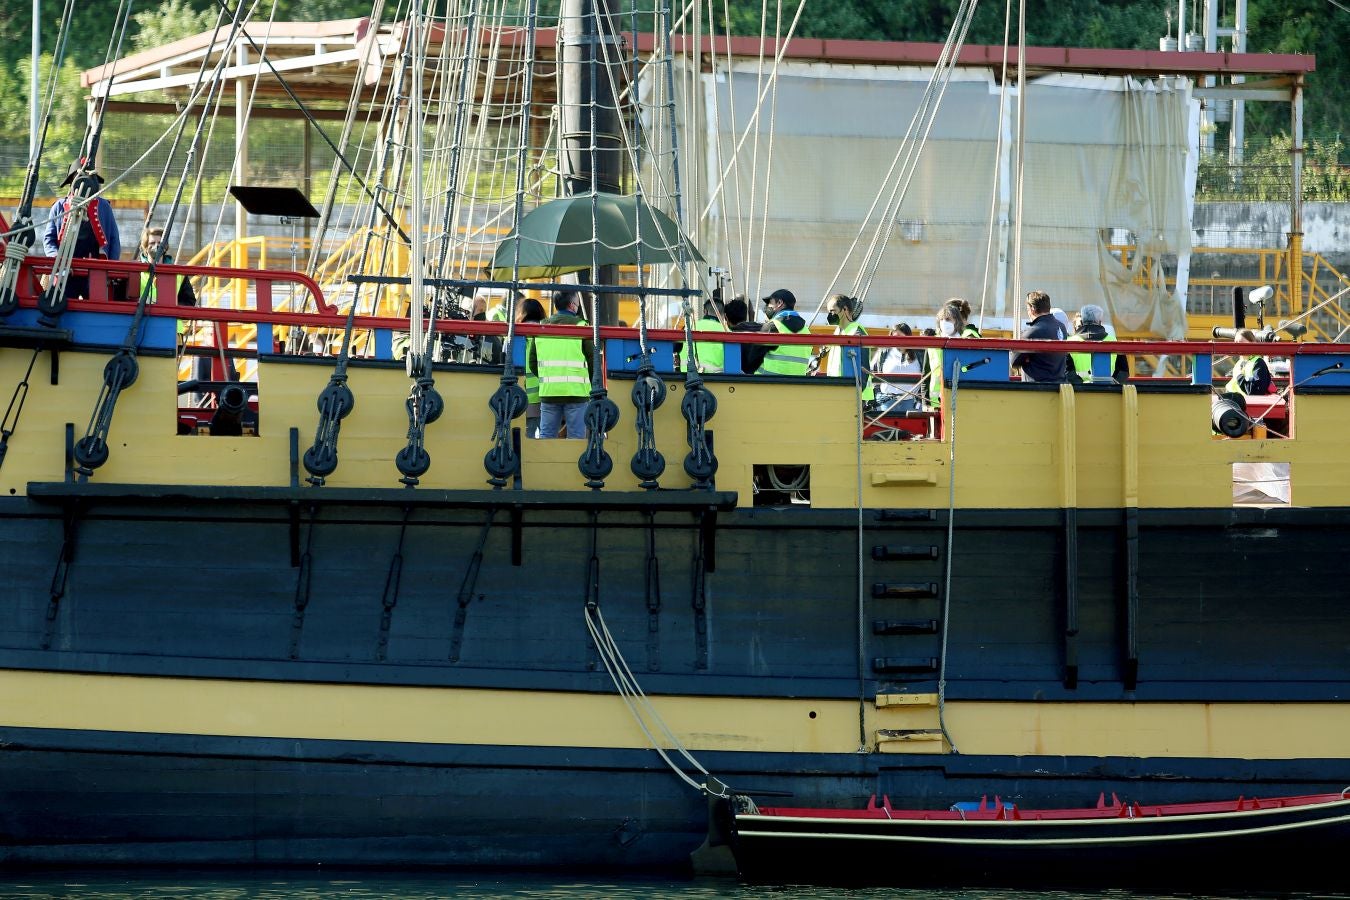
[585,603,728,798]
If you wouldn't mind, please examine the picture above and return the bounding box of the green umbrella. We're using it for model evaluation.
[490,192,702,280]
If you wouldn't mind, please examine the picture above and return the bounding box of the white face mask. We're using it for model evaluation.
[938,319,957,336]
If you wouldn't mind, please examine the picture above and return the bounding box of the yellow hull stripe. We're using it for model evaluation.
[6,354,1350,509]
[2,670,1349,760]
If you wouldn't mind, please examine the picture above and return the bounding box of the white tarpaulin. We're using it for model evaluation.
[670,61,1195,337]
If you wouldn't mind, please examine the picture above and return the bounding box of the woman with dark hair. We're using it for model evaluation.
[873,322,923,412]
[517,297,547,438]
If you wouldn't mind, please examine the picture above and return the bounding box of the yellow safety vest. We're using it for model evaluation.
[1225,355,1262,396]
[690,317,726,373]
[137,261,189,334]
[828,320,874,401]
[926,325,980,406]
[757,318,813,376]
[535,318,590,400]
[524,336,540,406]
[1067,334,1118,381]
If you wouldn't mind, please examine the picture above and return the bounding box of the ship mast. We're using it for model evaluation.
[559,0,625,325]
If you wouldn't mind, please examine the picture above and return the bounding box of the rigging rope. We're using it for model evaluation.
[848,0,980,309]
[0,0,78,317]
[307,0,393,276]
[210,0,413,248]
[394,0,450,486]
[483,0,538,488]
[851,342,867,752]
[809,0,979,322]
[1011,0,1028,330]
[938,361,970,755]
[37,0,137,324]
[73,0,252,476]
[977,0,1015,330]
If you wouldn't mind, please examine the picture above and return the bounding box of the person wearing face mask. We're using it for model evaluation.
[748,288,811,376]
[823,293,874,399]
[922,298,979,408]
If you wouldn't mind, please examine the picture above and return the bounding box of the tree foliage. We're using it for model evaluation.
[129,0,218,54]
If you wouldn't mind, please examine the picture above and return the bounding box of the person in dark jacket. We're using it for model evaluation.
[1065,304,1128,383]
[43,161,121,300]
[745,288,810,375]
[1013,290,1067,383]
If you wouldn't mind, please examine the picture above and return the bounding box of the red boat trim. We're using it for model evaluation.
[752,790,1350,822]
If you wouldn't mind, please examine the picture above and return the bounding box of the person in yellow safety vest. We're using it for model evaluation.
[751,288,812,376]
[516,297,547,438]
[135,227,197,339]
[677,295,728,373]
[527,290,595,439]
[1065,304,1127,384]
[923,298,980,408]
[824,294,875,401]
[1224,329,1273,397]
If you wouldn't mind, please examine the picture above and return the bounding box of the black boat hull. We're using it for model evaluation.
[729,799,1350,889]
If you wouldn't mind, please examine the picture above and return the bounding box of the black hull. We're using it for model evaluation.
[3,489,1350,870]
[7,492,1350,701]
[729,801,1350,890]
[1,723,1347,871]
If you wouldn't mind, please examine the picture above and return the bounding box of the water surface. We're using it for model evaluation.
[0,872,1339,900]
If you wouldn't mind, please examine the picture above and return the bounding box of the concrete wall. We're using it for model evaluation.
[1194,201,1350,269]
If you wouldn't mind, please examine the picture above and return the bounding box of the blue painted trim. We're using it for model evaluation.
[1192,353,1212,385]
[374,328,393,361]
[947,348,1011,383]
[1293,353,1350,388]
[605,338,675,373]
[9,307,176,350]
[722,341,742,374]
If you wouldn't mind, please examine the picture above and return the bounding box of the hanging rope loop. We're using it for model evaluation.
[0,228,34,318]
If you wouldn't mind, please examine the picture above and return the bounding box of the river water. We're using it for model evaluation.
[0,873,1341,900]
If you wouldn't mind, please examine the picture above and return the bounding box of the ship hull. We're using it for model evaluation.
[2,489,1350,871]
[2,724,1347,871]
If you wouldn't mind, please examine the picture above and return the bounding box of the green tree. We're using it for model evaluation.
[0,52,85,190]
[130,0,217,53]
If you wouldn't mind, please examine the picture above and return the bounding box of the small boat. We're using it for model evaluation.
[724,789,1350,889]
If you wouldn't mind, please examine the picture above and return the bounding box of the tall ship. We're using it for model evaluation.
[1,0,1347,883]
